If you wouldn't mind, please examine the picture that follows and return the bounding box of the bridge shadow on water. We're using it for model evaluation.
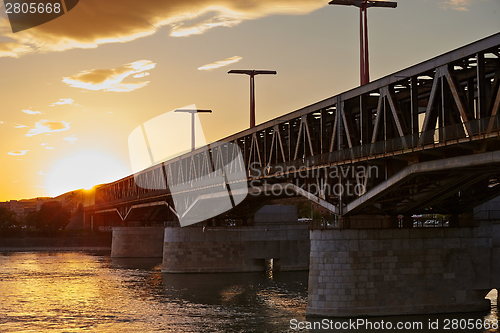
[106,256,310,332]
[104,257,499,332]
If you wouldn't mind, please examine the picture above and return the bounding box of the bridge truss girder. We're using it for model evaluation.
[87,33,500,222]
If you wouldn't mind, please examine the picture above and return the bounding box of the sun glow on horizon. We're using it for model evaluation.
[45,151,130,197]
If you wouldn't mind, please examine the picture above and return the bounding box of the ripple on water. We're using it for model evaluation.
[0,252,309,332]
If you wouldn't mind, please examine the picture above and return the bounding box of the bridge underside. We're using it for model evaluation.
[345,150,500,216]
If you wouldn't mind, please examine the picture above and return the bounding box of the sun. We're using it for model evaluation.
[45,151,130,197]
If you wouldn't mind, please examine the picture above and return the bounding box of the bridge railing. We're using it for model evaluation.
[260,114,500,178]
[308,217,487,230]
[94,113,500,203]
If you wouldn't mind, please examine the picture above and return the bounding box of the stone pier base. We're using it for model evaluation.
[162,224,310,273]
[307,224,493,317]
[111,227,164,258]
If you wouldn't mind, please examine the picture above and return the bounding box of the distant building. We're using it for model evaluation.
[0,200,24,218]
[0,198,51,218]
[0,190,90,229]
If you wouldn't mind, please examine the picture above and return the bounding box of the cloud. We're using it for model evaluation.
[62,60,156,92]
[50,98,81,106]
[8,150,29,156]
[439,0,480,11]
[22,109,43,115]
[133,72,149,78]
[0,0,325,58]
[198,56,242,71]
[63,135,78,144]
[169,10,243,37]
[26,119,70,137]
[45,147,55,149]
[0,120,27,128]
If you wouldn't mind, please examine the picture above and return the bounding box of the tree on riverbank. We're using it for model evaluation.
[0,207,18,236]
[30,201,71,231]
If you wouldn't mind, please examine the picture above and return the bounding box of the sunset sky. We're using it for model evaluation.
[0,0,499,201]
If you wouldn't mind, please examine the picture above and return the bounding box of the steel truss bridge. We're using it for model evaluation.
[86,33,500,228]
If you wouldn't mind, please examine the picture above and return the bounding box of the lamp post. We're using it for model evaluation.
[174,109,212,151]
[228,70,277,128]
[328,0,397,86]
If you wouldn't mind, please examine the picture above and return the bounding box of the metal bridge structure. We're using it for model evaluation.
[85,33,500,229]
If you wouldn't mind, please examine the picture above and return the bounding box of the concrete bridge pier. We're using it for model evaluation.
[306,222,495,317]
[111,226,164,258]
[161,205,310,273]
[161,224,310,273]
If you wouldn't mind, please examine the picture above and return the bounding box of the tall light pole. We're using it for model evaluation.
[174,109,212,151]
[328,0,397,86]
[228,70,277,128]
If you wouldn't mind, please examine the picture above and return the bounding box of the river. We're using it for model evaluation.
[0,252,498,332]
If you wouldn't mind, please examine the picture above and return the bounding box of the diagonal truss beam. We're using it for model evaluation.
[345,150,500,215]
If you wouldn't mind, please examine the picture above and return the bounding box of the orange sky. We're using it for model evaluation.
[0,0,499,201]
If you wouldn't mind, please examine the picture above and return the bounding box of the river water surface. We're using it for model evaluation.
[0,252,498,332]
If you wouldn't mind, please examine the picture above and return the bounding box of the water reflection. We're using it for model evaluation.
[0,252,308,332]
[1,252,498,332]
[0,252,167,332]
[157,270,309,331]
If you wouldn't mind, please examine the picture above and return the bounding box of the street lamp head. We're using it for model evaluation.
[228,70,277,76]
[174,109,212,114]
[328,0,397,8]
[228,70,253,75]
[254,70,277,75]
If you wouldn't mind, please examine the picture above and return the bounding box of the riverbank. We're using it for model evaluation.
[0,231,112,252]
[0,247,111,252]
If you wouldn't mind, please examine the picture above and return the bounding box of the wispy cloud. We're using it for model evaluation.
[62,60,156,92]
[1,120,28,128]
[198,56,242,71]
[133,72,149,78]
[0,0,325,58]
[50,98,81,106]
[8,150,29,156]
[170,10,242,37]
[22,109,43,115]
[63,135,78,144]
[26,120,70,137]
[439,0,479,11]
